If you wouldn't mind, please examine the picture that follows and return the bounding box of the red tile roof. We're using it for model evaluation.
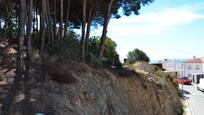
[183,58,204,63]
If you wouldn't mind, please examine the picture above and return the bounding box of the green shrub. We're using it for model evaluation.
[49,31,81,61]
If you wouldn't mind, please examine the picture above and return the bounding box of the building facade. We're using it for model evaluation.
[160,58,204,82]
[159,59,181,76]
[181,58,204,83]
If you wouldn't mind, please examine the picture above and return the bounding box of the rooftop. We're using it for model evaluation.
[183,58,204,63]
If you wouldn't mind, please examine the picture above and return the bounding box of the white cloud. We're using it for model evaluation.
[90,3,204,60]
[107,7,204,36]
[180,2,204,11]
[91,5,204,37]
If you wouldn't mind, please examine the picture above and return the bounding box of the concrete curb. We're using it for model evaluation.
[186,99,195,115]
[183,83,196,115]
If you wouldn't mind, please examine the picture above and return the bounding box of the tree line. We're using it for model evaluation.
[0,0,154,114]
[0,0,154,75]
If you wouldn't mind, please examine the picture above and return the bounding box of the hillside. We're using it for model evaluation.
[0,45,183,115]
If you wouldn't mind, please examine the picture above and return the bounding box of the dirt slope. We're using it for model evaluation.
[0,42,182,115]
[0,60,182,115]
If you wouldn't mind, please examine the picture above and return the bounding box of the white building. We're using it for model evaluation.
[181,58,204,83]
[159,59,181,76]
[159,58,204,82]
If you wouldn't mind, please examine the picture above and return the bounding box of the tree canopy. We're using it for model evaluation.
[89,36,121,67]
[126,48,150,64]
[0,0,155,113]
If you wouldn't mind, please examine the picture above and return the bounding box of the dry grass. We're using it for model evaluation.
[180,98,188,115]
[45,61,77,84]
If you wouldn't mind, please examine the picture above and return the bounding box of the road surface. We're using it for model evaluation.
[179,84,204,115]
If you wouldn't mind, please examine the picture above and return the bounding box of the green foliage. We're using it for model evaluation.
[88,36,121,67]
[103,37,121,67]
[88,36,100,56]
[0,0,155,66]
[0,1,18,43]
[0,24,17,41]
[126,48,150,64]
[50,31,81,61]
[104,37,117,59]
[89,53,103,68]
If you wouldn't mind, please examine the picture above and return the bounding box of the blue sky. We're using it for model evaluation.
[91,0,204,61]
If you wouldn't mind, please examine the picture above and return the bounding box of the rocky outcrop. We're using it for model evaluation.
[2,61,182,115]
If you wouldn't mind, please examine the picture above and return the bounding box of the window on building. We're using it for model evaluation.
[195,65,200,70]
[187,65,192,70]
[187,74,192,77]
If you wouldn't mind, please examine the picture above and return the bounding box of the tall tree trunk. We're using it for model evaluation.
[36,8,39,37]
[59,0,63,44]
[40,12,45,55]
[0,6,2,30]
[44,0,49,48]
[25,0,33,85]
[46,0,53,47]
[32,1,35,33]
[63,0,70,40]
[15,0,26,88]
[40,0,49,55]
[23,0,33,114]
[0,15,1,30]
[2,0,26,114]
[45,0,52,48]
[99,0,114,60]
[53,0,57,42]
[32,12,35,33]
[85,7,94,59]
[81,0,86,62]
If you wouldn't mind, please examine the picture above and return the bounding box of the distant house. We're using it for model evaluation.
[181,57,204,83]
[156,57,204,83]
[159,59,181,76]
[150,63,163,70]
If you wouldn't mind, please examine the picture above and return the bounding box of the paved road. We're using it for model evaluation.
[179,84,204,115]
